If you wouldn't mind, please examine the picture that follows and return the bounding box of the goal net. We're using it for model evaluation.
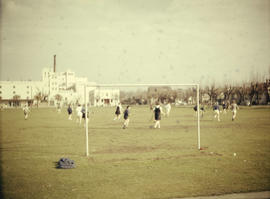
[83,84,200,157]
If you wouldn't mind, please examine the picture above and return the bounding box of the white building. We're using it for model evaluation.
[0,81,43,107]
[41,67,96,105]
[0,55,120,107]
[1,65,120,107]
[89,88,120,107]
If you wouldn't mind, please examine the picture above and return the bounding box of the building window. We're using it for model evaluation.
[13,86,15,88]
[13,91,16,94]
[0,91,2,94]
[27,86,29,88]
[27,91,29,94]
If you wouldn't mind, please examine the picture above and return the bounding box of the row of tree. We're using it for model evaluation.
[120,79,270,105]
[202,79,270,105]
[6,79,269,107]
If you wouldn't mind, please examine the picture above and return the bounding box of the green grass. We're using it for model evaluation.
[0,106,270,199]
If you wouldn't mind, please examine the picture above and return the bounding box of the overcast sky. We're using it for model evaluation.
[1,0,270,86]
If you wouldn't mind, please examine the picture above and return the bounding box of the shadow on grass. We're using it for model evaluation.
[53,161,59,169]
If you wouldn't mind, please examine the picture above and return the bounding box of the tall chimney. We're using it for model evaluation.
[53,55,56,72]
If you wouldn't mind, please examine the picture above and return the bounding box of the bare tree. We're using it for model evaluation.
[223,85,234,101]
[235,86,245,104]
[205,83,218,105]
[259,81,269,105]
[249,82,259,105]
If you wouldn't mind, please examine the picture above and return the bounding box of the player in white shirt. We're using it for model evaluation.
[76,104,83,124]
[57,102,61,113]
[213,102,220,122]
[164,101,171,117]
[231,100,239,121]
[23,104,30,120]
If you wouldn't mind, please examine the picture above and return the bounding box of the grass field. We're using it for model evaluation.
[0,106,270,199]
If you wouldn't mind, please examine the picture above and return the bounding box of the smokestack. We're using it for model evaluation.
[53,55,56,73]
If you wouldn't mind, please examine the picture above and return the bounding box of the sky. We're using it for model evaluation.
[1,0,270,86]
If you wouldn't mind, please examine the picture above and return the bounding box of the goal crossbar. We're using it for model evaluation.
[84,83,200,157]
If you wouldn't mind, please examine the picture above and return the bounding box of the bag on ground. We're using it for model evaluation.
[57,158,76,169]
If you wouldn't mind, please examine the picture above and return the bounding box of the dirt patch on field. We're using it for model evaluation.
[89,144,223,163]
[103,158,138,163]
[97,151,223,163]
[92,144,194,154]
[151,151,222,161]
[93,146,158,154]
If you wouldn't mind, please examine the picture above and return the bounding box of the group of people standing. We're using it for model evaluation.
[113,103,131,129]
[213,100,239,121]
[194,100,239,122]
[66,104,88,126]
[114,101,172,129]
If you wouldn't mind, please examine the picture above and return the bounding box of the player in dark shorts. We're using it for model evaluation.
[213,102,220,121]
[114,103,122,120]
[82,106,86,119]
[81,105,89,127]
[67,105,72,120]
[123,106,131,129]
[222,101,227,114]
[153,103,164,128]
[193,105,205,117]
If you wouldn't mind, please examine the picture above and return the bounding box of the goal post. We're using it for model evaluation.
[84,83,201,157]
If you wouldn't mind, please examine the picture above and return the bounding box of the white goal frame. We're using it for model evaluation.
[84,83,200,157]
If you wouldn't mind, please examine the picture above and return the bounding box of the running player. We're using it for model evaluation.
[81,105,89,127]
[231,100,239,121]
[57,102,61,113]
[76,104,83,124]
[193,104,205,117]
[222,101,227,114]
[123,106,131,129]
[164,101,171,117]
[213,102,220,122]
[23,104,30,120]
[67,105,72,120]
[114,103,122,120]
[153,102,164,129]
